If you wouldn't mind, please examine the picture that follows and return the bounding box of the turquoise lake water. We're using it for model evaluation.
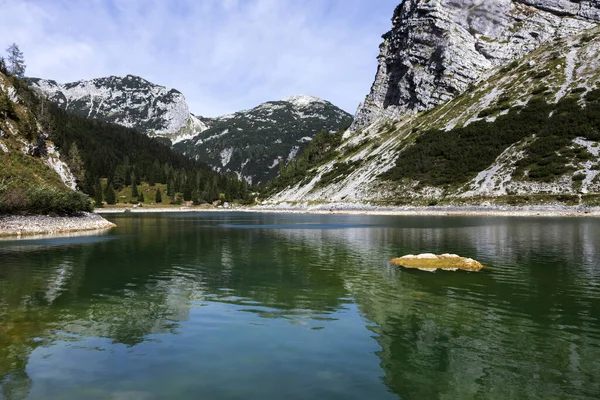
[1,212,599,399]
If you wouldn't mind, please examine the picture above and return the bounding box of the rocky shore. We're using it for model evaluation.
[253,203,600,217]
[0,212,116,237]
[93,203,600,217]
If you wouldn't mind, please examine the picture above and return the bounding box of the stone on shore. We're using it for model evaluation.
[390,253,483,272]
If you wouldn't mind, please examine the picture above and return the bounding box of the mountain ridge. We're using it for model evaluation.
[28,76,352,185]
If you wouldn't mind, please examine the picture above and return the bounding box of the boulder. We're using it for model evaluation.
[390,253,483,272]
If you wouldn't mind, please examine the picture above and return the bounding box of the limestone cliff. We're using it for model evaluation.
[351,0,600,131]
[267,1,600,205]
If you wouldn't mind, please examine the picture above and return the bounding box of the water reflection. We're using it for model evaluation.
[0,213,599,399]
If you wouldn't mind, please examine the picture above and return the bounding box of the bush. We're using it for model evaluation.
[381,97,600,187]
[532,85,549,95]
[533,70,551,79]
[586,89,600,102]
[0,185,92,215]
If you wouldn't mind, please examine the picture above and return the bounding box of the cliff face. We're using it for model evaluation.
[351,0,600,130]
[27,75,203,140]
[267,0,600,205]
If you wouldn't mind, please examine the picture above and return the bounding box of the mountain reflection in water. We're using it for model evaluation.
[1,213,599,399]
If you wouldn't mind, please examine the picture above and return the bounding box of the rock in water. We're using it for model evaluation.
[390,253,483,272]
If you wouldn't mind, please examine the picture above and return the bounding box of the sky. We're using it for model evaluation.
[0,0,399,117]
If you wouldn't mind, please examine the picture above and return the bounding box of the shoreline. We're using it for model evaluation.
[2,204,598,239]
[94,204,600,218]
[0,212,116,238]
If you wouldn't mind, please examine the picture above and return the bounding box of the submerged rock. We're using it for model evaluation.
[390,253,483,272]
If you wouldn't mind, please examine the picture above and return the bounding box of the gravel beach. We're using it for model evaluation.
[94,203,600,217]
[0,212,116,237]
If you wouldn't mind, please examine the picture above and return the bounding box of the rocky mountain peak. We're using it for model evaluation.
[28,75,191,136]
[351,0,600,130]
[281,95,326,108]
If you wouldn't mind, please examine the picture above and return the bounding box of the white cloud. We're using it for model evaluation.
[0,0,399,117]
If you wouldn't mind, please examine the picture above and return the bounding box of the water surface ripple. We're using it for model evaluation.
[0,213,599,399]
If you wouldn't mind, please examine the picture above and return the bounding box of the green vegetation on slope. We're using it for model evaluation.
[381,91,600,187]
[49,105,252,204]
[175,101,352,185]
[262,129,344,195]
[2,64,254,213]
[0,71,93,215]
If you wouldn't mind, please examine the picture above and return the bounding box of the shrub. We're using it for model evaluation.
[0,185,92,215]
[533,70,551,79]
[532,85,549,95]
[585,89,600,102]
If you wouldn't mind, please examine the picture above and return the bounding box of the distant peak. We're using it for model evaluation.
[282,95,325,107]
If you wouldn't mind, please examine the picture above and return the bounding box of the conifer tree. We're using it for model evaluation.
[6,43,26,78]
[94,180,103,207]
[131,171,139,199]
[68,143,85,185]
[167,177,175,197]
[137,192,145,203]
[155,188,162,203]
[0,57,7,74]
[104,182,117,205]
[0,88,14,120]
[192,189,201,205]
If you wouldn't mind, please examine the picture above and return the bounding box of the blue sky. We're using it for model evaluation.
[0,0,398,117]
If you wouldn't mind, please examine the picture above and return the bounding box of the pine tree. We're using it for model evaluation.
[155,188,162,203]
[0,88,15,120]
[67,143,85,186]
[6,43,26,78]
[192,189,201,205]
[0,57,7,74]
[104,182,117,205]
[94,180,103,207]
[131,181,139,199]
[124,157,131,186]
[167,177,175,197]
[113,164,126,191]
[137,192,145,203]
[183,179,193,201]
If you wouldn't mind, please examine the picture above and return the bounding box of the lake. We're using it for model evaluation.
[1,212,599,399]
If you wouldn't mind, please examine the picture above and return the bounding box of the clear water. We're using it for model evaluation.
[1,212,599,399]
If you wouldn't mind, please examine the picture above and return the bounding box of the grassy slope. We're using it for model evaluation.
[0,72,92,214]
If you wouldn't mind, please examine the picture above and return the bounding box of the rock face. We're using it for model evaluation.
[27,75,203,140]
[351,0,600,130]
[175,95,353,185]
[390,254,484,272]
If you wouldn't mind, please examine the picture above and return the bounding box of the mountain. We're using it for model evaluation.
[352,0,600,130]
[4,71,251,210]
[27,75,209,143]
[0,71,92,214]
[267,0,600,205]
[174,95,353,185]
[28,77,352,185]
